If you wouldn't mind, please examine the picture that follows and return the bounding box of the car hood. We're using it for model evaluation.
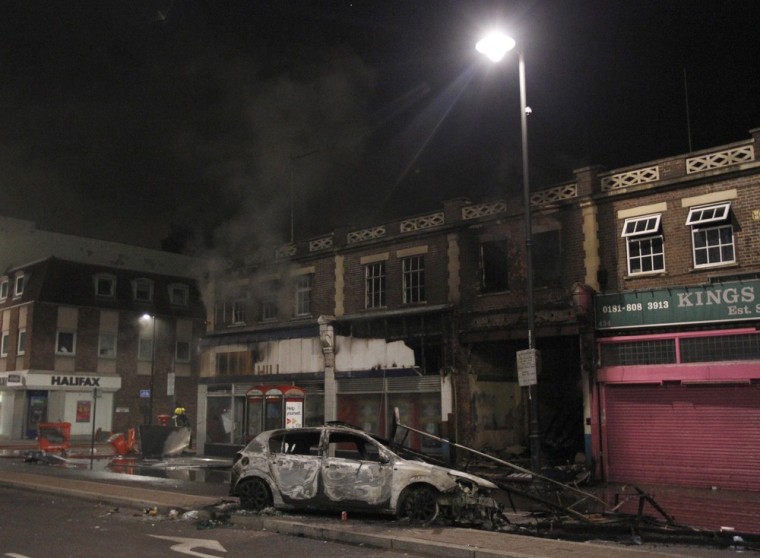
[396,457,498,490]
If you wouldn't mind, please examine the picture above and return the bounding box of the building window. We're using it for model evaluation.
[56,331,76,355]
[216,350,255,375]
[17,328,27,355]
[402,256,425,304]
[622,214,664,275]
[686,202,735,268]
[14,273,25,297]
[1,332,9,357]
[0,278,8,300]
[132,278,154,302]
[98,332,116,358]
[232,299,247,324]
[261,295,277,321]
[480,239,508,293]
[169,283,189,306]
[175,341,191,362]
[138,335,154,361]
[533,230,562,287]
[294,274,313,316]
[365,262,386,308]
[94,274,116,297]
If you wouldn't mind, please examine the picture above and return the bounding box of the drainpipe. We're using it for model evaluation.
[319,315,337,422]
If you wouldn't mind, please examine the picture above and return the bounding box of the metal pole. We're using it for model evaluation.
[148,316,156,425]
[518,50,541,474]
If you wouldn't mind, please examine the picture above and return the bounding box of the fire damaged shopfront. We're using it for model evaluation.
[197,196,591,468]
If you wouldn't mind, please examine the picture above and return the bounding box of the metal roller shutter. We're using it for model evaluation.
[603,383,760,491]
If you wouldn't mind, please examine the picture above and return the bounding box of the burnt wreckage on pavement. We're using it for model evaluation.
[230,410,759,549]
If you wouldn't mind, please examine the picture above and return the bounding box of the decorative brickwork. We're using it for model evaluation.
[347,226,386,244]
[309,236,333,252]
[400,212,445,232]
[601,166,660,191]
[686,145,754,174]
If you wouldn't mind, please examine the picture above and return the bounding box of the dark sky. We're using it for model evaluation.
[1,1,758,256]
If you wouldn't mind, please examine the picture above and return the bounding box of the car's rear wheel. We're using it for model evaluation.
[398,485,439,524]
[236,477,272,511]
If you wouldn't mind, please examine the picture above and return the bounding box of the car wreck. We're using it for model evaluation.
[230,423,500,524]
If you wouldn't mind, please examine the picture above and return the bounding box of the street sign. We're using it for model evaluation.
[517,348,540,387]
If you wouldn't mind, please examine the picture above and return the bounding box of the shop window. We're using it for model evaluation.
[480,239,508,293]
[686,202,735,268]
[622,214,664,275]
[402,256,425,304]
[56,331,76,355]
[365,261,386,308]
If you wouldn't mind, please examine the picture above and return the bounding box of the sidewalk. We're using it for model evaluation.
[0,441,756,558]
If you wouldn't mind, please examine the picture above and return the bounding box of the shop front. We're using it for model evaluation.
[594,280,760,490]
[0,371,121,440]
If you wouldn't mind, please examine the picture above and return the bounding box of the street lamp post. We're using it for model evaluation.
[477,32,541,474]
[142,313,157,425]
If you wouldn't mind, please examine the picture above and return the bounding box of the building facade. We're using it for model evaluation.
[588,127,760,491]
[0,219,206,441]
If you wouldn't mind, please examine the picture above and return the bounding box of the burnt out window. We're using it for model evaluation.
[365,262,386,308]
[480,239,508,293]
[269,431,321,455]
[327,431,382,462]
[402,255,425,304]
[533,230,562,287]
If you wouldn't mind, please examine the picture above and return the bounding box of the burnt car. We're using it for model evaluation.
[230,424,499,523]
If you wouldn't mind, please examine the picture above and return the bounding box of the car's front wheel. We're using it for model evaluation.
[236,477,272,511]
[397,485,439,524]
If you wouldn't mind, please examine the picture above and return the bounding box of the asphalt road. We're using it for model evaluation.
[0,486,429,558]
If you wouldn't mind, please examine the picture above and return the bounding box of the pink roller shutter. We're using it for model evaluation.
[603,384,760,491]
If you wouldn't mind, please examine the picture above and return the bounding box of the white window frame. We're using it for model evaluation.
[232,299,247,324]
[56,330,76,355]
[687,203,735,268]
[365,262,386,309]
[622,214,665,275]
[169,283,189,306]
[132,278,154,302]
[14,273,24,297]
[294,274,313,316]
[94,274,116,297]
[175,340,191,362]
[402,255,426,304]
[17,328,26,355]
[0,277,8,300]
[98,332,117,358]
[1,332,9,357]
[138,334,154,361]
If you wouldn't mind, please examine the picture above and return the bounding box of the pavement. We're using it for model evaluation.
[0,439,757,558]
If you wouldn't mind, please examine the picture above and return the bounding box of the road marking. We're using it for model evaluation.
[149,535,227,557]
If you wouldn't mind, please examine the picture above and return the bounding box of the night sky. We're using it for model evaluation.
[1,1,758,256]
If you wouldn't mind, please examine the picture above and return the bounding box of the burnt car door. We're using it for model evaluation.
[267,430,322,504]
[320,429,394,509]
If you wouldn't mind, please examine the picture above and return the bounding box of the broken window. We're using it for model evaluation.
[533,230,562,287]
[480,239,508,293]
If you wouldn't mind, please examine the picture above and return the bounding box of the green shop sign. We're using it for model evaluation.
[595,280,760,330]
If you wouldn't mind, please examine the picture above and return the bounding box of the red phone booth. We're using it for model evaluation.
[245,385,305,441]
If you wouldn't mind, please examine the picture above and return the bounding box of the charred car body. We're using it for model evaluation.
[230,424,499,523]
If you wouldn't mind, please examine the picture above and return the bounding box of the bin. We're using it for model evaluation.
[38,422,71,453]
[108,432,129,455]
[157,414,171,426]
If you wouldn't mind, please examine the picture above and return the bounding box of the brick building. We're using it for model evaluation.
[588,127,760,491]
[0,218,206,441]
[199,127,760,487]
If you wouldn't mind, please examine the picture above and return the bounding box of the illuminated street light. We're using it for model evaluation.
[477,31,541,474]
[141,313,157,425]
